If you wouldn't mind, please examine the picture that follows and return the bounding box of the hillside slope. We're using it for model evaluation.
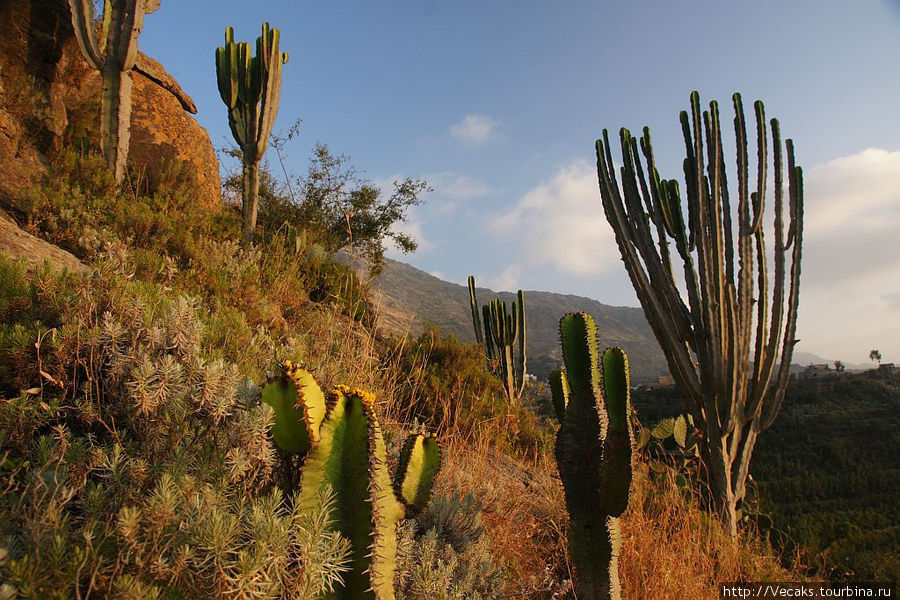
[367,258,671,383]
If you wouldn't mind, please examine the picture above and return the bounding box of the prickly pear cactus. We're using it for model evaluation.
[550,312,634,600]
[261,367,441,600]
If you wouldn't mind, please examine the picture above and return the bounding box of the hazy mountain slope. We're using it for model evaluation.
[367,258,671,383]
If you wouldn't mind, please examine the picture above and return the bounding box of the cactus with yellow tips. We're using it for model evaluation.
[550,312,633,600]
[216,23,289,245]
[261,367,441,599]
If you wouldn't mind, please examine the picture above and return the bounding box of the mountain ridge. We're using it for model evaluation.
[364,257,672,383]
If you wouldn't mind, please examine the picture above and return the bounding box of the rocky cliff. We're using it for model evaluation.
[0,0,220,210]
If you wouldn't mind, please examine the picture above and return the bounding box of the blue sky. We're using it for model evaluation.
[139,1,900,363]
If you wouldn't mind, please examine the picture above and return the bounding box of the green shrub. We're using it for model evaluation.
[0,260,351,598]
[396,492,504,600]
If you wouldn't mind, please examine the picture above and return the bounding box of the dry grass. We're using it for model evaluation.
[409,408,805,600]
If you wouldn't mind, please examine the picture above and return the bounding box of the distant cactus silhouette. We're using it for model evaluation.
[550,312,633,600]
[595,91,803,536]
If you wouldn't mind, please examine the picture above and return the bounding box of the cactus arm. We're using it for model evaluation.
[598,347,633,517]
[515,290,527,397]
[467,276,484,345]
[548,368,569,423]
[395,434,441,515]
[298,390,375,599]
[68,0,105,69]
[260,363,327,454]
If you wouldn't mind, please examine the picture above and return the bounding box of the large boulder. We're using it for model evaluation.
[0,208,88,275]
[0,0,220,210]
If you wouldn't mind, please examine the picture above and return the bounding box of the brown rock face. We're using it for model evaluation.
[0,0,220,209]
[0,208,88,275]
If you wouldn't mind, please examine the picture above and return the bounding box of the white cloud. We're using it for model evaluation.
[449,114,499,144]
[794,148,900,362]
[431,172,492,200]
[490,159,620,277]
[479,265,522,293]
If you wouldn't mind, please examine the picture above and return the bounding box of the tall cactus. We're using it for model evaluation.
[262,363,441,600]
[467,275,527,405]
[594,91,803,537]
[550,313,633,600]
[216,23,289,246]
[67,0,160,182]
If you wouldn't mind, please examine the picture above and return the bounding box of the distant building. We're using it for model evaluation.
[877,363,896,377]
[801,364,831,378]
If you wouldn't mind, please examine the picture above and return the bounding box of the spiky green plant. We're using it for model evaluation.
[67,0,160,181]
[550,312,633,600]
[467,276,526,405]
[215,23,289,246]
[594,91,803,537]
[262,366,442,600]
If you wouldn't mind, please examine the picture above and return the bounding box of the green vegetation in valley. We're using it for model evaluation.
[631,371,900,583]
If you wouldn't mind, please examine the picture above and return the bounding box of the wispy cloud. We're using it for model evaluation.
[432,173,492,200]
[479,265,523,293]
[449,114,499,145]
[490,159,619,277]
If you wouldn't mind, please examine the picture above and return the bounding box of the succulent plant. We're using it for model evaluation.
[550,312,633,600]
[262,365,441,599]
[594,91,803,536]
[467,276,527,405]
[216,23,289,245]
[67,0,160,181]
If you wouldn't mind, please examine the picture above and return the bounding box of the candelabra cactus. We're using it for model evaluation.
[262,363,441,600]
[550,312,633,600]
[67,0,160,182]
[467,276,527,405]
[595,91,803,536]
[216,23,289,245]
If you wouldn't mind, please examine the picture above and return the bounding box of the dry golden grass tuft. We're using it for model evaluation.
[418,412,806,600]
[619,468,802,599]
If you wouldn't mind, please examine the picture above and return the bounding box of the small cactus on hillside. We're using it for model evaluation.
[467,275,527,406]
[262,366,442,600]
[216,23,289,245]
[550,312,634,600]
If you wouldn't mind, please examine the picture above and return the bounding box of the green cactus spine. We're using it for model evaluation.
[262,366,440,600]
[551,312,633,600]
[67,0,160,182]
[216,23,289,246]
[467,276,527,405]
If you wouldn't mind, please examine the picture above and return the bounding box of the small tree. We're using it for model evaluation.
[869,349,882,366]
[834,360,845,374]
[295,143,428,275]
